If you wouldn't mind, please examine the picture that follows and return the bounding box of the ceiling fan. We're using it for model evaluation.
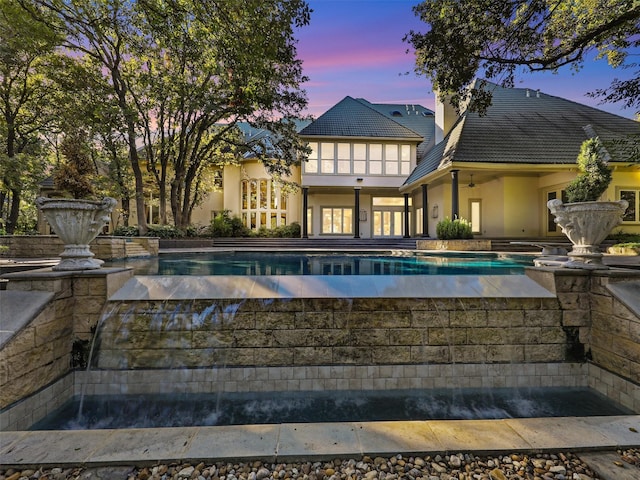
[467,174,475,188]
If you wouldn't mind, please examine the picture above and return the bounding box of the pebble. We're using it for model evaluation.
[4,450,640,480]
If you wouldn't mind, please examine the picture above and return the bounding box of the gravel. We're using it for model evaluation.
[2,450,640,480]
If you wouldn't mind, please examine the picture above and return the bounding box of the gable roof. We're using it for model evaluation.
[404,80,640,186]
[299,96,425,140]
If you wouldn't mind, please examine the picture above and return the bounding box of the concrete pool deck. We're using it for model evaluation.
[2,415,640,467]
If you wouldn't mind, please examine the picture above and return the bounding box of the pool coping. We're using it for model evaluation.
[2,415,640,467]
[109,274,555,301]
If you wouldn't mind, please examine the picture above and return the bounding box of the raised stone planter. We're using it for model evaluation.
[416,239,492,251]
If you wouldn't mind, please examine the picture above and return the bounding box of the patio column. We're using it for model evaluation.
[353,187,361,239]
[302,187,309,238]
[421,184,428,237]
[451,169,460,218]
[403,193,410,238]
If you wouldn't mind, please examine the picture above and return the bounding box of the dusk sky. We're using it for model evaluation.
[295,0,638,120]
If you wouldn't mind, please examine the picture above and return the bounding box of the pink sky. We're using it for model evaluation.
[295,0,638,120]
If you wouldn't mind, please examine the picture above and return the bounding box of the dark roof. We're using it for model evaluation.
[239,119,312,159]
[405,80,640,186]
[363,100,436,159]
[299,96,426,141]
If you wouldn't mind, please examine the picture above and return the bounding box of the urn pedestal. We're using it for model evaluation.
[36,197,117,271]
[547,199,628,269]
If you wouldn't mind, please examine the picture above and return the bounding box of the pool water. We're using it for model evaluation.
[105,251,532,275]
[30,387,632,430]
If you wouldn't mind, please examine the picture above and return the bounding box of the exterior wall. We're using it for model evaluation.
[590,273,640,385]
[0,236,159,259]
[307,192,371,237]
[96,296,569,370]
[502,176,540,237]
[190,190,224,226]
[0,268,133,409]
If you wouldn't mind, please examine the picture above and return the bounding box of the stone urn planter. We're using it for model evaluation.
[36,196,117,271]
[547,199,628,268]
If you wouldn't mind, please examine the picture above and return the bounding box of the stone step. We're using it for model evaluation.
[125,242,151,258]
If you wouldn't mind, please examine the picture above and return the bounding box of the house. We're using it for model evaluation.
[43,81,637,239]
[297,96,435,238]
[400,80,640,239]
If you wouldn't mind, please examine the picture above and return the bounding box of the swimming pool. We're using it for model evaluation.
[30,387,632,430]
[105,251,532,275]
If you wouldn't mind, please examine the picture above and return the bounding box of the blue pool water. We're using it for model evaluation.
[105,251,532,275]
[30,387,632,430]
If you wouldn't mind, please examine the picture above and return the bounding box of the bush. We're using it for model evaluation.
[210,211,249,237]
[565,137,612,203]
[113,225,185,238]
[113,225,139,237]
[436,217,473,240]
[147,224,184,239]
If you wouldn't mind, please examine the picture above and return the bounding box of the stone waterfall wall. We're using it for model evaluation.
[96,296,571,370]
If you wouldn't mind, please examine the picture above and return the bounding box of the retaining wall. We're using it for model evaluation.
[0,236,159,259]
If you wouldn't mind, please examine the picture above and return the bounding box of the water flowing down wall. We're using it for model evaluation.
[96,296,571,371]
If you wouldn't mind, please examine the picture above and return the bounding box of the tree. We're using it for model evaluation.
[406,0,640,115]
[0,0,60,233]
[129,0,312,228]
[21,0,311,231]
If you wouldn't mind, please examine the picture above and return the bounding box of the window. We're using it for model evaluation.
[213,169,223,188]
[620,189,639,222]
[304,142,412,176]
[470,200,481,234]
[241,178,288,231]
[321,142,334,173]
[353,144,367,174]
[337,143,351,174]
[384,145,398,175]
[400,145,411,175]
[305,142,318,173]
[322,207,353,234]
[369,144,382,174]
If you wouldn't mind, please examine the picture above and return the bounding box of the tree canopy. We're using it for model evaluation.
[406,0,640,115]
[12,0,311,232]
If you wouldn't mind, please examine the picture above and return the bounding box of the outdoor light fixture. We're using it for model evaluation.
[432,204,439,218]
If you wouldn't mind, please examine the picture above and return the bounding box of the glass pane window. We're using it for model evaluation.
[337,143,351,174]
[385,144,398,161]
[621,190,637,222]
[385,161,398,175]
[321,207,353,234]
[370,161,382,174]
[354,161,367,174]
[353,144,366,160]
[250,180,257,209]
[321,159,335,173]
[338,160,351,174]
[241,178,289,231]
[337,143,350,158]
[308,142,318,159]
[260,180,268,209]
[305,159,318,173]
[370,144,382,160]
[241,181,248,209]
[401,145,410,161]
[321,143,334,159]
